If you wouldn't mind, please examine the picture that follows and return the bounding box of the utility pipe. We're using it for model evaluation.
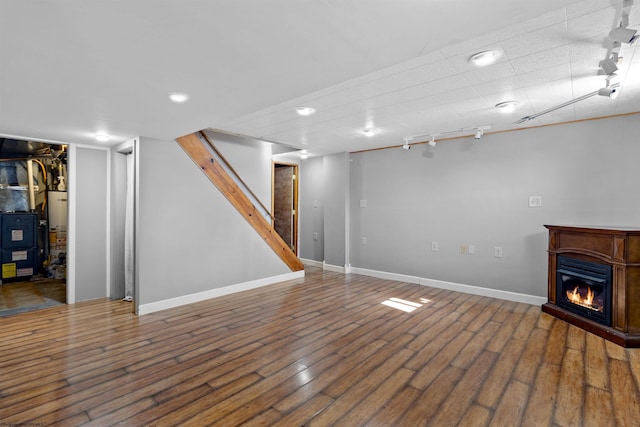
[27,158,36,211]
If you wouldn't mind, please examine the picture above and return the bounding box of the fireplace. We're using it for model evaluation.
[543,225,640,347]
[556,256,611,326]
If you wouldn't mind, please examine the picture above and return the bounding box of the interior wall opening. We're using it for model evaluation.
[0,138,68,316]
[273,162,299,255]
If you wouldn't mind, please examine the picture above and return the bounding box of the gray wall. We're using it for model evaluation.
[298,153,349,267]
[135,137,290,306]
[109,150,128,299]
[323,153,349,268]
[74,147,108,301]
[299,156,324,262]
[347,114,640,297]
[204,130,273,207]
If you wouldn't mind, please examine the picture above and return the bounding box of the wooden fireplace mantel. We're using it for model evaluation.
[543,225,640,347]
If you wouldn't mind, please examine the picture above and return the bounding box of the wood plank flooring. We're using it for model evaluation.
[0,266,639,426]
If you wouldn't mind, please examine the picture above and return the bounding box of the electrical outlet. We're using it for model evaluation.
[361,237,367,245]
[529,196,542,208]
[495,246,503,258]
[313,232,318,241]
[461,245,469,255]
[431,241,439,251]
[469,245,475,255]
[360,199,367,208]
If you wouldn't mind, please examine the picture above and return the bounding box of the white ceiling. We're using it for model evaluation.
[1,1,639,156]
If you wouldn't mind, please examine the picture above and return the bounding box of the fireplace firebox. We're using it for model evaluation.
[544,225,640,347]
[556,256,612,326]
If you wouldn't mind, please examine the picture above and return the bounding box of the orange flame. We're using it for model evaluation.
[566,286,600,311]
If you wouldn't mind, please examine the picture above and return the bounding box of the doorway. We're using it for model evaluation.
[0,138,67,316]
[272,163,298,254]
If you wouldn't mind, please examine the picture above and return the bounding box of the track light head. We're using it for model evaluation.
[598,86,620,99]
[428,136,436,147]
[473,125,491,140]
[402,137,412,150]
[599,57,618,75]
[609,27,638,44]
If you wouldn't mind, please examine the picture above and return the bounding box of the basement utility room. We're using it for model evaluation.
[0,138,67,315]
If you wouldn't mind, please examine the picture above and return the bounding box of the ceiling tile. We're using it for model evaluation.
[501,23,569,59]
[567,8,617,40]
[473,77,523,97]
[565,0,612,20]
[461,61,517,85]
[517,64,573,87]
[441,32,502,58]
[510,45,571,75]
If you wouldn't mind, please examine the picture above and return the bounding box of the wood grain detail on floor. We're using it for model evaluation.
[0,267,638,426]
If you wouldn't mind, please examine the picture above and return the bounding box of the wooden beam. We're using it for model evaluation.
[176,132,304,272]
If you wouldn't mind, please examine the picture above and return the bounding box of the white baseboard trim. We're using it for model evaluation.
[137,270,305,315]
[350,267,421,285]
[350,267,546,306]
[300,258,323,268]
[300,259,350,274]
[323,262,347,274]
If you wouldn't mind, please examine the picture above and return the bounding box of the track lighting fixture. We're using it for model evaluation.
[363,128,377,137]
[609,26,638,44]
[514,83,621,124]
[403,126,490,147]
[515,1,632,125]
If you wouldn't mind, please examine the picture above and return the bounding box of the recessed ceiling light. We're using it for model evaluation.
[495,101,519,113]
[169,93,189,103]
[468,50,501,67]
[363,128,377,137]
[296,106,316,116]
[95,133,110,142]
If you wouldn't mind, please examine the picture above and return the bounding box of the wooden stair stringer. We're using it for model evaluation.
[176,132,304,272]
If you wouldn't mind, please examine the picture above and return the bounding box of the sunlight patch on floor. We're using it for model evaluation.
[381,297,428,313]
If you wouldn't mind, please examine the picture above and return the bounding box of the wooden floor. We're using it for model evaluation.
[1,267,639,426]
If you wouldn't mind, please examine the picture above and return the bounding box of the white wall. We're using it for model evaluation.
[135,137,291,310]
[346,114,640,298]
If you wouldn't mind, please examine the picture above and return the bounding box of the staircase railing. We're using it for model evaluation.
[176,131,304,272]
